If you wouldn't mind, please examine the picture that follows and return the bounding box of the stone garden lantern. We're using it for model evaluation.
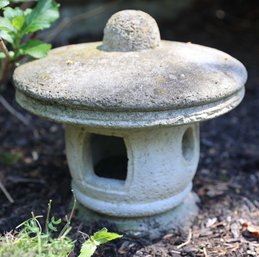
[13,10,247,238]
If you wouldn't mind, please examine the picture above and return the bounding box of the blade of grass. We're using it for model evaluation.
[45,199,52,234]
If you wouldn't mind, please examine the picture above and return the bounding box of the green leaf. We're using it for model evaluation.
[3,7,24,20]
[50,216,62,225]
[0,17,16,32]
[48,222,57,232]
[23,0,60,33]
[0,30,14,44]
[11,15,25,30]
[78,229,122,257]
[78,241,97,257]
[0,0,9,9]
[23,8,32,16]
[91,228,122,245]
[21,39,51,58]
[0,52,6,59]
[8,51,14,58]
[3,7,25,30]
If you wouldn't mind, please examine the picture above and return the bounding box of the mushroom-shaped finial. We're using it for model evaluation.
[102,10,161,51]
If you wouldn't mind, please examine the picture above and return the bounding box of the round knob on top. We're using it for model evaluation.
[102,10,161,51]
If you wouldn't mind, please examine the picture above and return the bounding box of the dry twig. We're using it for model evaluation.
[0,179,14,203]
[177,229,192,249]
[203,247,210,257]
[0,95,30,126]
[170,249,181,254]
[0,37,11,83]
[0,38,10,59]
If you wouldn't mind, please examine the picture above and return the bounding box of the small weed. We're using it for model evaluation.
[0,199,123,257]
[0,199,75,257]
[79,228,122,257]
[0,150,22,165]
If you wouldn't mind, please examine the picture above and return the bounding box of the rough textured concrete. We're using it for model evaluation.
[77,192,200,240]
[102,10,160,51]
[15,84,244,129]
[14,11,247,128]
[13,10,247,238]
[66,124,199,217]
[13,41,247,114]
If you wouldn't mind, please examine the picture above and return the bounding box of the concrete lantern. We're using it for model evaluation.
[13,10,247,238]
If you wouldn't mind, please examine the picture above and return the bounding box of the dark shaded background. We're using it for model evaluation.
[0,0,258,256]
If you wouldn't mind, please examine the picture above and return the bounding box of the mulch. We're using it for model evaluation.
[0,0,258,256]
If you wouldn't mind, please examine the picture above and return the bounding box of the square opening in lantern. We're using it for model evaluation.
[90,134,128,182]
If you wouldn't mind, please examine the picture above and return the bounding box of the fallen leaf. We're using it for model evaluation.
[206,217,217,228]
[241,222,259,239]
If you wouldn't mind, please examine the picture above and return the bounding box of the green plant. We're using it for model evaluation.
[0,199,123,257]
[0,199,75,257]
[0,150,22,165]
[79,228,122,257]
[0,0,60,83]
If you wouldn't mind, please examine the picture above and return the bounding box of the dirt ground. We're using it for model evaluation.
[0,0,258,256]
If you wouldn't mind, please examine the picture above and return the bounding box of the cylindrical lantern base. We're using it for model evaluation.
[76,192,199,239]
[65,123,200,238]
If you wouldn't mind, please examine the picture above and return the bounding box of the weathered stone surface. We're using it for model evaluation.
[14,40,246,111]
[66,124,199,217]
[14,39,246,128]
[102,10,160,51]
[77,192,199,240]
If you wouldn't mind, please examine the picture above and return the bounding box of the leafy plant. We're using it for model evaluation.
[0,0,60,83]
[0,1,10,10]
[79,228,122,257]
[0,199,123,257]
[0,199,75,257]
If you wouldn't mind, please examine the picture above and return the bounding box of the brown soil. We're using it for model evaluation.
[0,0,258,256]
